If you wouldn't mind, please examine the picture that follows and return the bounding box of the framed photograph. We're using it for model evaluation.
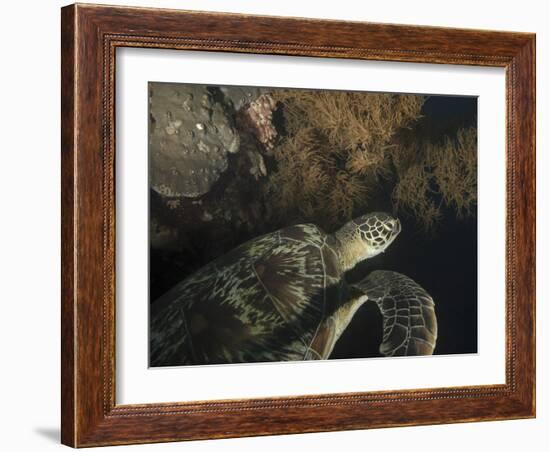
[61,3,535,447]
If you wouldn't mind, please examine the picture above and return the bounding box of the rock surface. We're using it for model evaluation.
[219,86,264,111]
[149,83,240,198]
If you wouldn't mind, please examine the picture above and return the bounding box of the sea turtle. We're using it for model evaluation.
[150,212,437,366]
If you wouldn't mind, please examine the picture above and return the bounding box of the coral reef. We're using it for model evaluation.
[246,148,267,179]
[392,127,477,230]
[242,94,278,151]
[148,83,277,270]
[221,88,277,174]
[148,84,478,297]
[149,83,240,198]
[263,90,477,231]
[265,90,425,229]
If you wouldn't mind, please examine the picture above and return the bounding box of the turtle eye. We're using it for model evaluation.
[383,222,393,232]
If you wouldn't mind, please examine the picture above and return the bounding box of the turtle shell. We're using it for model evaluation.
[150,223,344,366]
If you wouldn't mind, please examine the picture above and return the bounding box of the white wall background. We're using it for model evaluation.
[0,0,546,450]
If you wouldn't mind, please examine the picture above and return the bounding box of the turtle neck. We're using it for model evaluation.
[334,225,371,272]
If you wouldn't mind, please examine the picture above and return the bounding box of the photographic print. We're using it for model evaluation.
[61,6,535,444]
[148,82,477,367]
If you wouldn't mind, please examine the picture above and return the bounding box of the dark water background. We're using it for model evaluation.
[150,93,478,360]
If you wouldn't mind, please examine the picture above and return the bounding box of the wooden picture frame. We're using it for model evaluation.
[61,3,535,447]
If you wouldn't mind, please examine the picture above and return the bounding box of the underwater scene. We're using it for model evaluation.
[148,82,477,367]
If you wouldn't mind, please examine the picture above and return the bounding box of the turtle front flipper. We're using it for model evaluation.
[352,270,437,356]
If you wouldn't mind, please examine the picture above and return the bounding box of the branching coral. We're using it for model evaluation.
[265,89,476,231]
[266,128,334,224]
[265,90,425,228]
[392,127,477,229]
[430,127,477,218]
[273,90,423,165]
[391,164,441,231]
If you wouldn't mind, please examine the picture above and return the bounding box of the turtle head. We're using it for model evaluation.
[335,212,401,271]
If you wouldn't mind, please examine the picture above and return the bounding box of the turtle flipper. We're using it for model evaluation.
[305,317,337,360]
[352,270,437,356]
